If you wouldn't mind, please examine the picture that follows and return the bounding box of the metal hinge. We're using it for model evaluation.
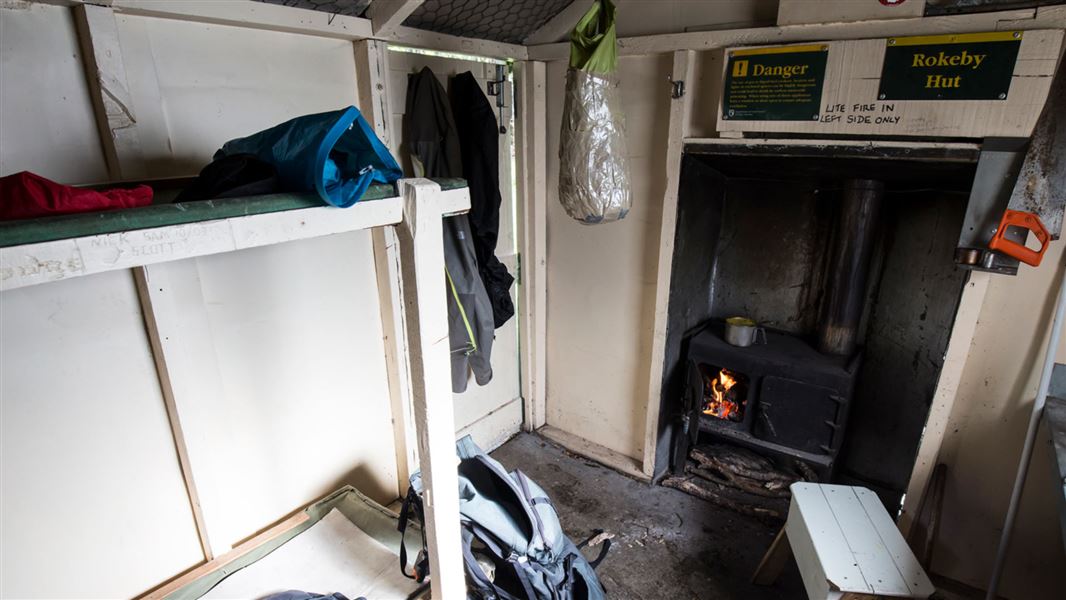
[671,79,685,99]
[515,253,522,286]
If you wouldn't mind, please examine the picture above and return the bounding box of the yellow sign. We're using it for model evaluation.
[723,44,828,121]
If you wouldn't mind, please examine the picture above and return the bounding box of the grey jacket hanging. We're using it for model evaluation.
[404,66,495,393]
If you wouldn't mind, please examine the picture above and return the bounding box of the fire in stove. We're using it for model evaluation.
[700,364,748,422]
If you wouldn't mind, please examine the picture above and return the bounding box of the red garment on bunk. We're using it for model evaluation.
[0,171,152,220]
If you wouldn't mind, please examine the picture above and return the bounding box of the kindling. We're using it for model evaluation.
[910,50,986,69]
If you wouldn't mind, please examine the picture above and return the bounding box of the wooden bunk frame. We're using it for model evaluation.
[0,180,470,599]
[9,2,539,597]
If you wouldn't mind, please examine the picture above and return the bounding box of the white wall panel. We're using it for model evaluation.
[0,3,110,183]
[116,14,361,178]
[0,271,203,598]
[933,241,1066,599]
[544,54,672,461]
[167,231,399,550]
[109,13,400,551]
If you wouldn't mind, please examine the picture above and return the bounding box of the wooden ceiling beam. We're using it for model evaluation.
[523,0,591,45]
[366,0,424,37]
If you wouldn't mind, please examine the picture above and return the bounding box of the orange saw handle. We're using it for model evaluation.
[988,209,1050,267]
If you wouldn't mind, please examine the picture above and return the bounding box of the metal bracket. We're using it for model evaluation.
[956,138,1028,276]
[671,79,686,99]
[486,64,508,134]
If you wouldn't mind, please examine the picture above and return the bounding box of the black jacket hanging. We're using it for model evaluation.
[449,71,515,329]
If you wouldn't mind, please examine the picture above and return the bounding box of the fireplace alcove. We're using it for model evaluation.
[656,141,980,513]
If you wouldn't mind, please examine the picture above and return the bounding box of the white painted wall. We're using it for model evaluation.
[0,3,110,184]
[544,53,672,461]
[161,233,401,551]
[116,13,364,178]
[0,271,204,598]
[932,241,1066,599]
[0,7,203,597]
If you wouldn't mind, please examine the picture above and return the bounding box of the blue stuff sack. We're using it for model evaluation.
[215,106,402,208]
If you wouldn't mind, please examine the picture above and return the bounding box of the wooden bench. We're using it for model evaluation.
[753,483,935,600]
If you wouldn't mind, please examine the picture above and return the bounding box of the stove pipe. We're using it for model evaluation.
[817,178,884,356]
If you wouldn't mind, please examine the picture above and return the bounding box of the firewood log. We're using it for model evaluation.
[685,463,792,499]
[662,474,787,521]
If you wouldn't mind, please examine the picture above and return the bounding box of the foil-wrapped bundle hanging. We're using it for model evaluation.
[558,0,631,225]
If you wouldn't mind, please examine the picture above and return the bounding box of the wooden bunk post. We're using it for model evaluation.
[515,60,548,432]
[396,178,467,599]
[357,37,419,492]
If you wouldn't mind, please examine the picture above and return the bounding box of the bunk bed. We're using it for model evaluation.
[0,178,470,599]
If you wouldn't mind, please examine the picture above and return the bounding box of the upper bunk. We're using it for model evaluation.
[0,177,468,291]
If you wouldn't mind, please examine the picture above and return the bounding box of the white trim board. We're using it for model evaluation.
[523,0,593,45]
[538,425,650,483]
[515,60,548,432]
[25,0,527,60]
[526,5,1066,60]
[395,179,469,600]
[684,137,982,153]
[642,49,696,478]
[898,271,992,537]
[0,197,404,291]
[456,396,523,454]
[111,0,374,40]
[367,0,424,37]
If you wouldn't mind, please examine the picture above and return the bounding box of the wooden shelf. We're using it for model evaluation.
[0,178,467,291]
[0,178,467,248]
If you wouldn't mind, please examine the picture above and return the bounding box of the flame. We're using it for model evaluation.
[703,367,743,421]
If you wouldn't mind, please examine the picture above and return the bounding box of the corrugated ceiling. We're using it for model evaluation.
[253,0,574,44]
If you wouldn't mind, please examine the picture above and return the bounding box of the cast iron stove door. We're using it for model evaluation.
[754,376,842,455]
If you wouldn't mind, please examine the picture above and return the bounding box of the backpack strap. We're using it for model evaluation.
[508,558,539,600]
[398,487,430,582]
[461,528,524,600]
[576,530,612,570]
[529,497,554,508]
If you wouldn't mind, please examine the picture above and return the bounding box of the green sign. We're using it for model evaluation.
[879,31,1021,100]
[723,44,828,121]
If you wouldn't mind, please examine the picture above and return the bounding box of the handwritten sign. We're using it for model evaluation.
[879,31,1022,100]
[723,44,828,121]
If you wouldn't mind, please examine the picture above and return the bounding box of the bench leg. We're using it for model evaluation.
[752,527,793,585]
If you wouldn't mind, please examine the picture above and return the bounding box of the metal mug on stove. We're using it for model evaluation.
[724,316,766,347]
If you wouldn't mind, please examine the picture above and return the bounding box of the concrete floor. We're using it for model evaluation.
[491,433,807,600]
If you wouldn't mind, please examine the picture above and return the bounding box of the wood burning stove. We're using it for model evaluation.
[659,145,978,509]
[676,178,881,480]
[680,322,861,480]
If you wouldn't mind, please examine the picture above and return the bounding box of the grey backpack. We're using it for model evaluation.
[398,436,609,599]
